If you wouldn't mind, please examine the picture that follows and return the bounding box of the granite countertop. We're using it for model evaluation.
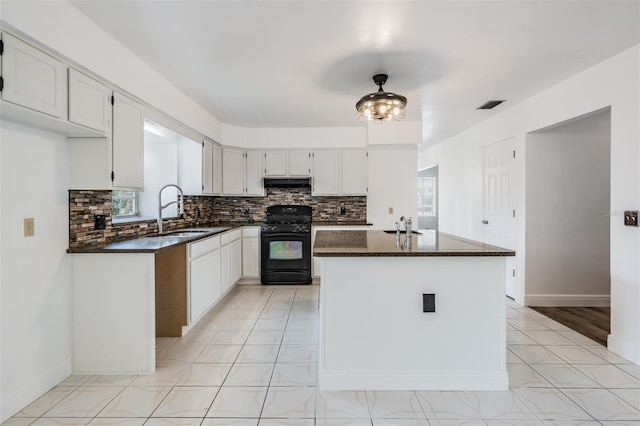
[311,221,373,226]
[313,229,516,257]
[67,223,251,254]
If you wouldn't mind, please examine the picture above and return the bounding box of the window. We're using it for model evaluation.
[112,191,139,218]
[418,176,436,218]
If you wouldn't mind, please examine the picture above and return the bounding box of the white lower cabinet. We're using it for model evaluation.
[242,226,260,279]
[230,232,243,285]
[188,235,221,324]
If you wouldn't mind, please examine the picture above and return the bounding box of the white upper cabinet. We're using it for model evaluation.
[1,32,67,118]
[212,144,222,195]
[289,150,312,176]
[202,139,214,195]
[312,150,340,195]
[222,147,246,195]
[246,150,264,196]
[222,147,264,196]
[341,150,368,195]
[264,151,287,176]
[112,91,144,190]
[68,68,110,133]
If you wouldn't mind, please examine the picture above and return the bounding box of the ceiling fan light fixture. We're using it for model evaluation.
[356,74,407,123]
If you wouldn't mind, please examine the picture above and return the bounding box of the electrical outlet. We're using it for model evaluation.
[388,207,394,215]
[340,206,346,215]
[423,294,435,313]
[24,218,35,237]
[94,214,106,230]
[624,210,639,227]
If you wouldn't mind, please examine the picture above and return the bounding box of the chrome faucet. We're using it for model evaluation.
[158,184,184,234]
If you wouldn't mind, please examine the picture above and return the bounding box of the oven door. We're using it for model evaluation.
[261,232,311,284]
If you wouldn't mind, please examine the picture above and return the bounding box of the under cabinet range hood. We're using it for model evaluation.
[263,177,311,188]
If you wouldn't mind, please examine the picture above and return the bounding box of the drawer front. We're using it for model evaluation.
[221,232,230,245]
[189,235,220,258]
[242,226,260,238]
[229,229,242,242]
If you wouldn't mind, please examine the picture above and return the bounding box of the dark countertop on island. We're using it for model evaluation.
[313,229,515,257]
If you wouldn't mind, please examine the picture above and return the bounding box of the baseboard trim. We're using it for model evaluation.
[608,334,640,365]
[0,357,71,423]
[318,369,508,391]
[525,294,610,307]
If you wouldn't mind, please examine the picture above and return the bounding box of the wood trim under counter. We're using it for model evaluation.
[155,244,187,337]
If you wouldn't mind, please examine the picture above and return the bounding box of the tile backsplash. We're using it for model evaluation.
[213,188,366,223]
[69,188,366,248]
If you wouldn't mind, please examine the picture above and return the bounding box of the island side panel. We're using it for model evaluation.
[318,256,508,391]
[155,244,187,337]
[71,253,156,374]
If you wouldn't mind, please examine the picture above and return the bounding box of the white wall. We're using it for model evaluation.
[525,110,611,306]
[419,45,639,363]
[0,122,71,421]
[0,1,223,142]
[222,124,366,149]
[367,145,419,229]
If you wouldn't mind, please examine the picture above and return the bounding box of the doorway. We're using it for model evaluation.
[482,138,517,298]
[418,166,438,230]
[525,109,611,344]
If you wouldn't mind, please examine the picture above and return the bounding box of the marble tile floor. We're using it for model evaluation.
[5,285,640,426]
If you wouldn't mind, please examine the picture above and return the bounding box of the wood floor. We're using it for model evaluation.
[529,306,610,346]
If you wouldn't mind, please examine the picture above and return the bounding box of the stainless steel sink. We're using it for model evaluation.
[383,230,422,235]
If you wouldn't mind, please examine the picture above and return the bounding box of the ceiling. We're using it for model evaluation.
[69,1,639,146]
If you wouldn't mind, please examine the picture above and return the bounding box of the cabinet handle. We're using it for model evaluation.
[481,220,489,225]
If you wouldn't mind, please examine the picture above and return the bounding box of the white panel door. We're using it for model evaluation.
[222,147,245,195]
[68,68,111,132]
[210,249,222,303]
[245,150,264,195]
[483,137,517,298]
[312,151,340,195]
[341,150,368,195]
[289,151,312,176]
[1,32,67,118]
[264,151,287,176]
[112,91,144,189]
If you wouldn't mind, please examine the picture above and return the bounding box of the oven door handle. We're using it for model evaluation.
[262,233,310,239]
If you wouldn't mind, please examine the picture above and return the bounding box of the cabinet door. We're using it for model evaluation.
[220,243,230,293]
[264,151,287,176]
[222,147,245,195]
[230,238,242,285]
[212,144,223,195]
[202,140,214,195]
[242,237,260,278]
[189,251,215,323]
[112,91,144,189]
[341,150,368,195]
[1,32,67,118]
[289,151,312,176]
[245,150,264,196]
[210,249,222,303]
[312,151,340,195]
[68,68,110,132]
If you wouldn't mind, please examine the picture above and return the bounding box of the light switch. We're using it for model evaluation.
[388,207,394,215]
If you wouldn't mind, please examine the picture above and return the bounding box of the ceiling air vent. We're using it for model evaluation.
[476,100,506,110]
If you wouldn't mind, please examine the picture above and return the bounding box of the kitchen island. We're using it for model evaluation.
[313,229,515,391]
